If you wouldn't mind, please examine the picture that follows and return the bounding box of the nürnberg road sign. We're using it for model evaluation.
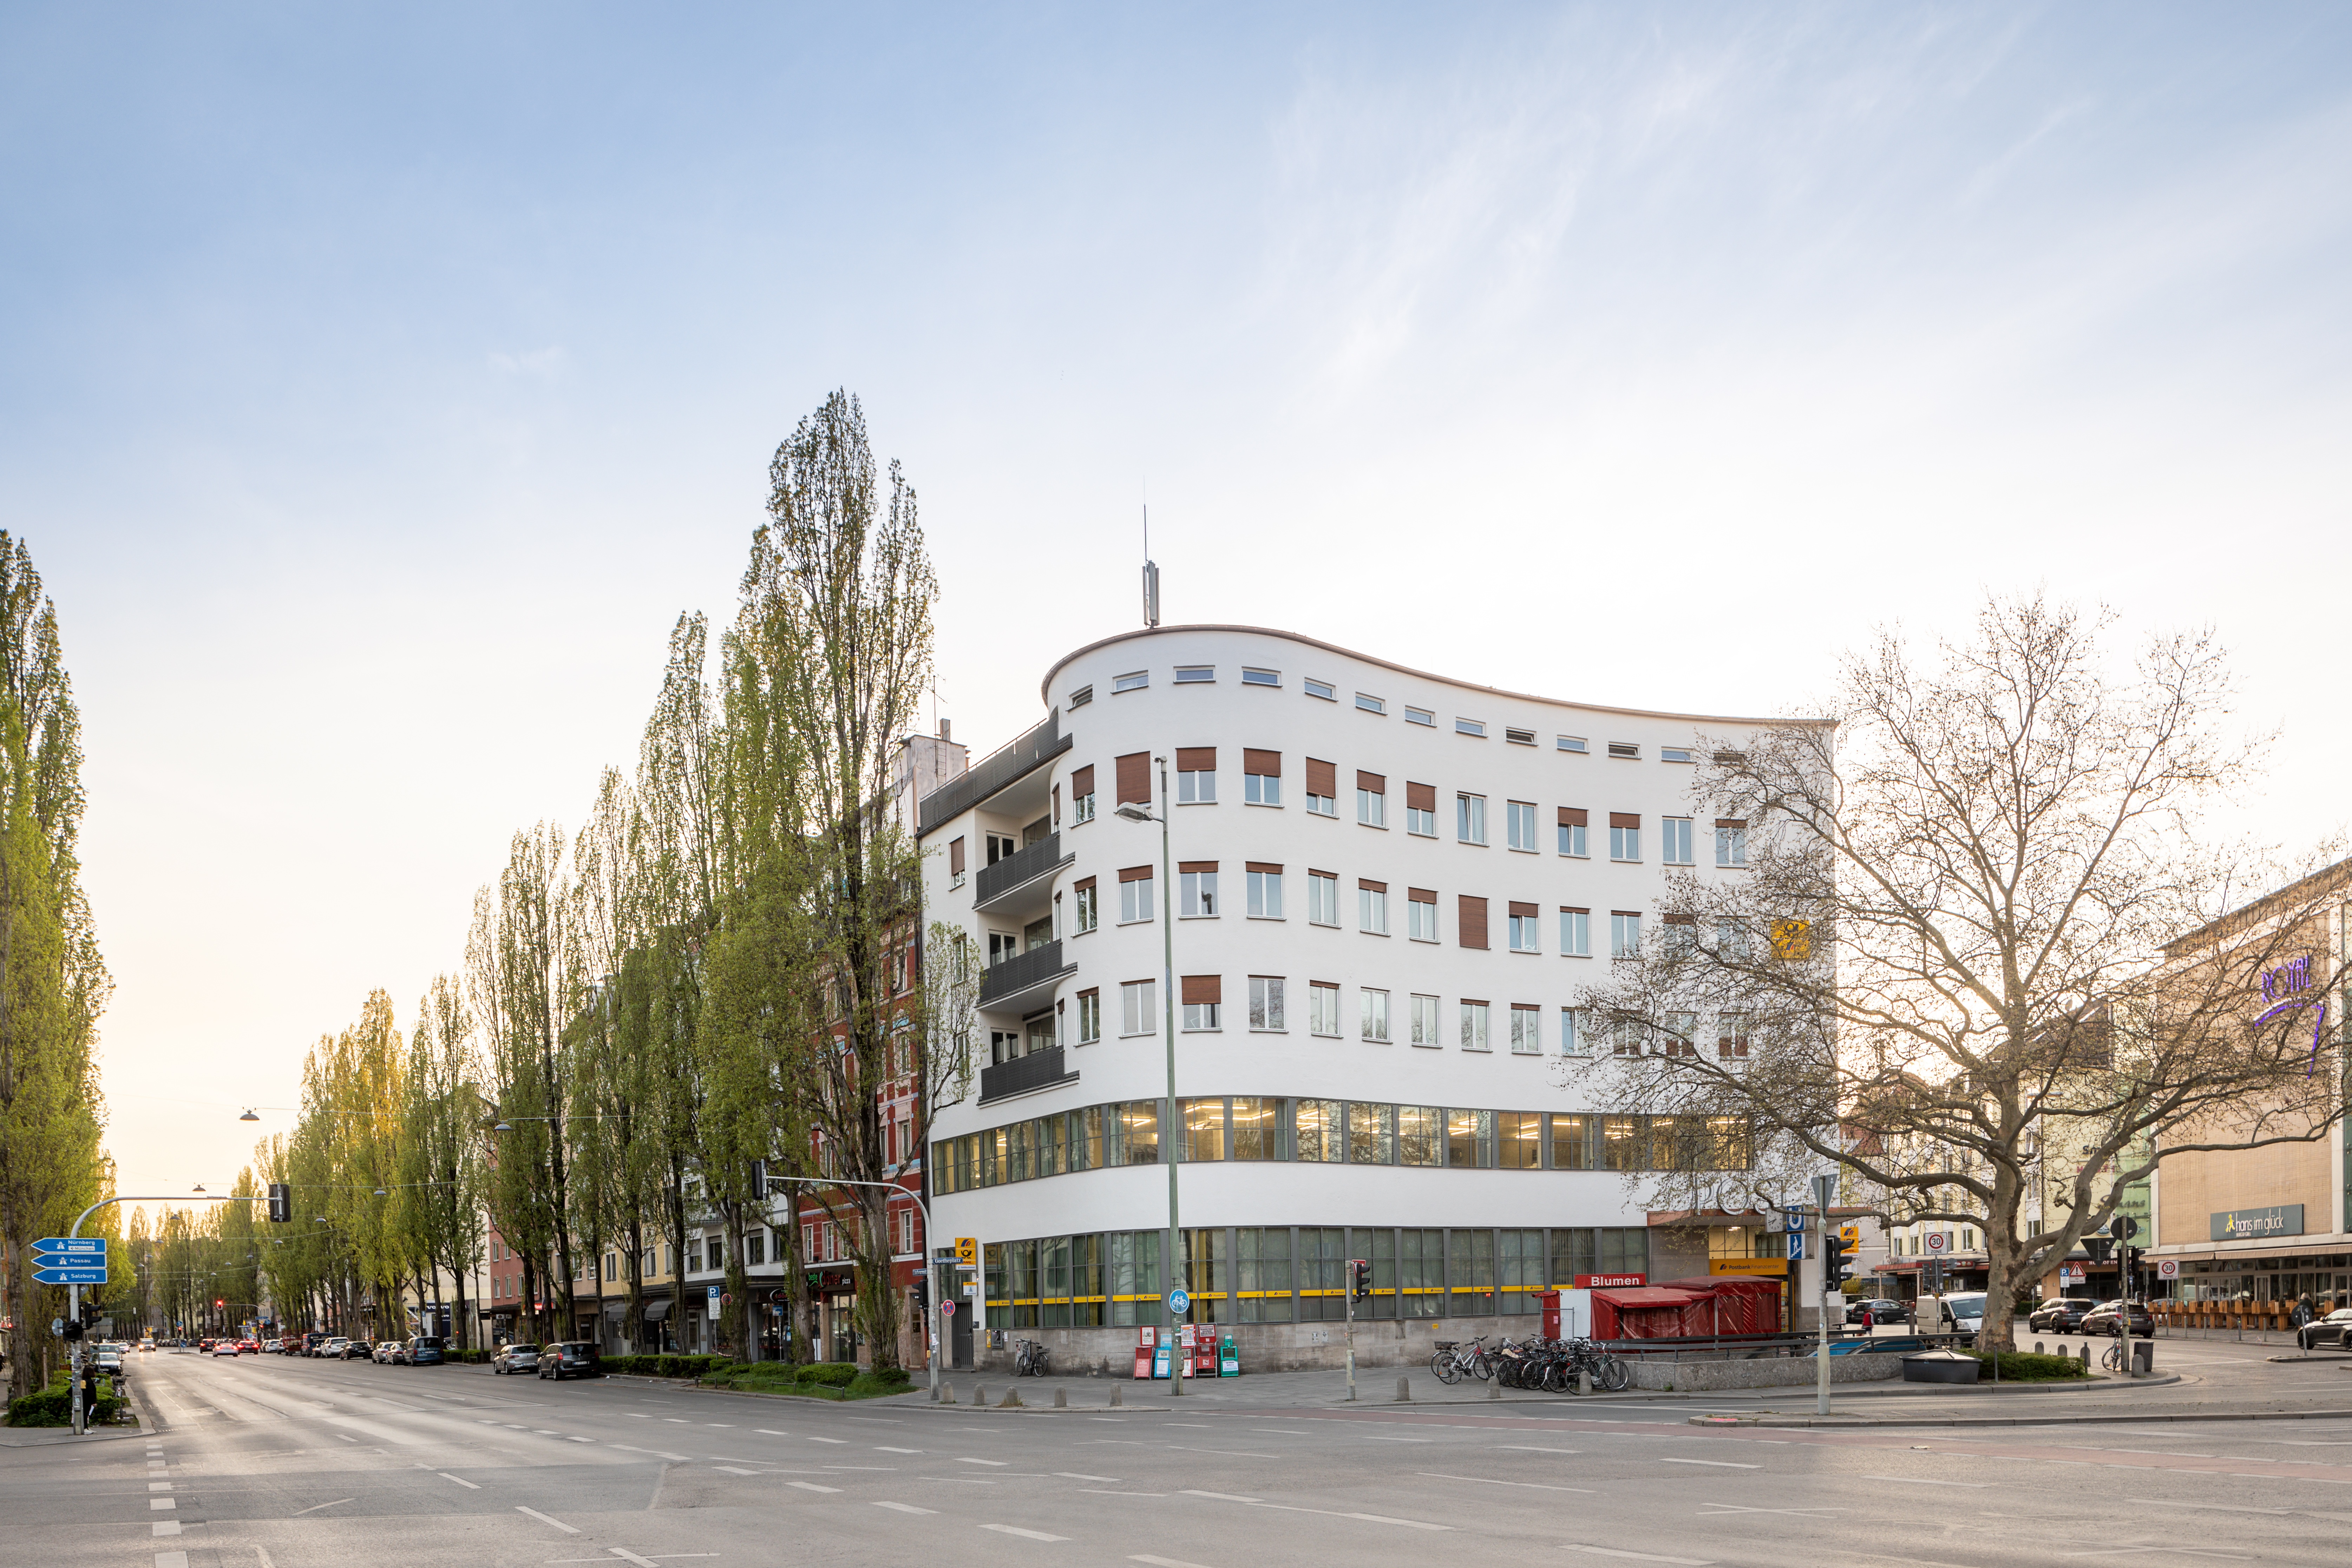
[33,1237,104,1257]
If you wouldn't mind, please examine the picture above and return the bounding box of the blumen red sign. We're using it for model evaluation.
[1574,1274,1647,1289]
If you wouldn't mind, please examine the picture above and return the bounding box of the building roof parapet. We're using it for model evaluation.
[916,707,1069,838]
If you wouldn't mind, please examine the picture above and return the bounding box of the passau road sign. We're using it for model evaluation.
[33,1238,104,1257]
[33,1264,107,1285]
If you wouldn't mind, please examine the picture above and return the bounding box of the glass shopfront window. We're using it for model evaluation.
[1400,1228,1446,1318]
[1238,1227,1294,1321]
[1182,1227,1230,1323]
[1447,1228,1495,1315]
[1108,1230,1161,1326]
[1299,1226,1348,1321]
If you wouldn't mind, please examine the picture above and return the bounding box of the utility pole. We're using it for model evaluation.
[1814,1173,1837,1417]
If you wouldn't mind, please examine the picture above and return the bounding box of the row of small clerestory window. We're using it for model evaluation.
[1064,750,1748,867]
[1069,666,1719,766]
[930,1096,1754,1194]
[1062,974,1755,1059]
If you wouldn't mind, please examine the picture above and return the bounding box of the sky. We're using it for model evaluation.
[3,4,2348,1205]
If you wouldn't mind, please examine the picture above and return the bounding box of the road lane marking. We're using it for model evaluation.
[1086,1491,1167,1497]
[438,1472,480,1489]
[1860,1475,1990,1489]
[984,1525,1069,1541]
[707,1424,734,1428]
[1658,1458,1758,1470]
[519,1506,581,1534]
[2128,1499,2291,1515]
[607,1550,660,1567]
[1497,1446,1581,1454]
[334,1434,356,1442]
[807,1437,846,1445]
[1696,1505,1846,1517]
[1055,1472,1122,1481]
[291,1498,354,1516]
[876,1446,923,1454]
[156,1552,189,1568]
[569,1436,595,1443]
[874,1502,936,1515]
[1167,1448,1280,1459]
[755,1429,787,1435]
[150,1500,176,1511]
[151,1524,179,1538]
[957,1457,1008,1466]
[1564,1548,1713,1564]
[1417,1471,1593,1493]
[787,1482,842,1494]
[150,1482,173,1490]
[1361,1436,1430,1443]
[1132,1557,1215,1568]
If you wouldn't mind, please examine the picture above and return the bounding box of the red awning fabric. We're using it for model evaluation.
[1593,1279,1784,1339]
[1593,1287,1705,1309]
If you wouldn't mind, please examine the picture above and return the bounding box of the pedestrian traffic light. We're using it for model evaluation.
[268,1182,291,1223]
[1823,1233,1851,1291]
[1349,1259,1372,1301]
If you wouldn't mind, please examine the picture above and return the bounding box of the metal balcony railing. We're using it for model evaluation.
[974,832,1062,910]
[977,938,1069,1011]
[917,709,1069,837]
[978,1044,1079,1105]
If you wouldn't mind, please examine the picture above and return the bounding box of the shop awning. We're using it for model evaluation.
[601,1300,628,1319]
[642,1299,672,1323]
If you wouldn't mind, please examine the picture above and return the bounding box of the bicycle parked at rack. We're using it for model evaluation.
[1428,1336,1495,1384]
[1012,1338,1051,1377]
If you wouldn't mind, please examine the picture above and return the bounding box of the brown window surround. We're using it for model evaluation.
[1409,886,1437,903]
[1243,748,1281,776]
[1306,757,1337,797]
[1176,746,1216,772]
[1561,903,1589,915]
[1116,752,1151,805]
[1178,860,1217,875]
[1073,875,1097,893]
[1310,868,1337,881]
[1118,864,1153,883]
[1459,895,1489,950]
[1509,901,1538,919]
[1180,974,1222,1005]
[1715,817,1746,829]
[1246,861,1283,874]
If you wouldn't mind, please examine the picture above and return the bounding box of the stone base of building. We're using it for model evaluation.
[967,1314,1554,1375]
[1625,1353,1903,1391]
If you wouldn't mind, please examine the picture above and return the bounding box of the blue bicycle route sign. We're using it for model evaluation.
[1166,1288,1191,1315]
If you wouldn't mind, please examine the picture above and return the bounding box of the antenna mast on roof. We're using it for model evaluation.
[1141,497,1160,628]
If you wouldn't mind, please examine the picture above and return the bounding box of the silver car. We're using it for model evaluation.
[491,1342,540,1376]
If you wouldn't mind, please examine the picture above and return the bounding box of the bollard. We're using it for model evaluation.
[973,1383,986,1408]
[1054,1388,1067,1409]
[1487,1378,1501,1400]
[2134,1340,2154,1376]
[1580,1370,1594,1396]
[998,1387,1024,1408]
[2034,1341,2045,1356]
[1110,1384,1123,1408]
[1394,1376,1412,1403]
[941,1381,956,1405]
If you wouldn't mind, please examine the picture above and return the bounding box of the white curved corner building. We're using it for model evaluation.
[916,624,1804,1371]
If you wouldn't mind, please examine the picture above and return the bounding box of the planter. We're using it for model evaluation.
[1901,1350,1982,1385]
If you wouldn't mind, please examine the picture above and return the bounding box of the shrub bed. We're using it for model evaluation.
[1961,1350,2093,1381]
[6,1371,126,1428]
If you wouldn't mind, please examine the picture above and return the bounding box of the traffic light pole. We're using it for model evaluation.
[1813,1174,1837,1418]
[1344,1267,1356,1403]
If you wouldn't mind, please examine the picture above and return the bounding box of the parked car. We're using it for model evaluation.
[302,1332,326,1355]
[2081,1299,2155,1339]
[2030,1297,2101,1333]
[491,1343,540,1376]
[404,1336,445,1367]
[1845,1297,1907,1326]
[2297,1308,2352,1351]
[212,1340,240,1357]
[537,1341,601,1381]
[373,1340,399,1364]
[339,1338,372,1360]
[1922,1292,1988,1338]
[316,1337,349,1358]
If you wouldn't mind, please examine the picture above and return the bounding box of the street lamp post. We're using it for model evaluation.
[1116,752,1184,1397]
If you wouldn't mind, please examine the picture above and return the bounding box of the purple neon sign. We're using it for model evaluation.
[2252,954,2329,1076]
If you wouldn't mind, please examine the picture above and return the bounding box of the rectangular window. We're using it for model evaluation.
[1119,866,1154,923]
[1510,1003,1540,1054]
[1114,1100,1160,1166]
[1305,757,1337,816]
[1609,812,1640,861]
[1176,746,1216,804]
[1181,1098,1225,1161]
[1309,981,1341,1037]
[1361,988,1390,1041]
[1230,1097,1278,1162]
[1181,974,1221,1031]
[1246,862,1284,919]
[949,835,966,886]
[1406,781,1436,837]
[1458,894,1489,950]
[1557,806,1587,857]
[1300,677,1338,703]
[1113,670,1148,694]
[1069,765,1096,823]
[1499,1110,1541,1169]
[1404,706,1434,727]
[1410,993,1441,1047]
[1718,1009,1751,1059]
[1611,911,1642,958]
[1355,693,1385,714]
[1447,1108,1495,1168]
[1120,979,1156,1036]
[1358,879,1389,934]
[1243,748,1282,806]
[1506,800,1537,851]
[1236,1225,1292,1321]
[1115,751,1151,805]
[1660,746,1693,763]
[1662,816,1693,865]
[1308,870,1339,926]
[1558,735,1588,753]
[1241,667,1279,688]
[1560,906,1590,957]
[1561,1006,1589,1056]
[1607,741,1638,759]
[1248,976,1286,1032]
[1716,819,1747,867]
[1349,1101,1396,1164]
[1293,1098,1341,1161]
[1405,887,1436,943]
[1398,1104,1440,1165]
[1508,901,1539,953]
[1459,1001,1490,1052]
[1179,861,1218,917]
[1356,770,1386,827]
[1457,793,1487,844]
[1456,717,1486,737]
[1174,665,1214,684]
[1076,988,1101,1044]
[1716,917,1752,963]
[1073,877,1099,934]
[1069,684,1093,708]
[1549,1114,1591,1168]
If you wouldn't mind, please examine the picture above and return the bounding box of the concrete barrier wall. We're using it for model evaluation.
[1627,1353,1905,1391]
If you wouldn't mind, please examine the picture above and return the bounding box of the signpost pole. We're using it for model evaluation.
[1814,1174,1837,1417]
[1344,1265,1356,1404]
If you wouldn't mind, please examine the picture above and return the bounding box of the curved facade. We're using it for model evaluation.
[919,625,1804,1366]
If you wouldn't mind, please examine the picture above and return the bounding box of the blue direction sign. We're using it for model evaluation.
[1165,1288,1191,1316]
[33,1264,107,1285]
[33,1237,104,1257]
[1784,1229,1806,1261]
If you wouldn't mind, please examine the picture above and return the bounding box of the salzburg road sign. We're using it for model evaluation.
[33,1237,104,1257]
[33,1264,106,1285]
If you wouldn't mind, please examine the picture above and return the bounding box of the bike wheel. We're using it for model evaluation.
[1470,1353,1494,1382]
[1598,1356,1630,1393]
[1430,1352,1461,1386]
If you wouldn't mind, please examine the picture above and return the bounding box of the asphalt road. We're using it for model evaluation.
[13,1343,2352,1567]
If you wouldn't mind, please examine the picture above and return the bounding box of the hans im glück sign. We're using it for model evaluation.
[2211,1205,2305,1241]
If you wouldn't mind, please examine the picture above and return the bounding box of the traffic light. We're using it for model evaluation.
[911,1276,929,1312]
[1823,1233,1851,1291]
[268,1182,291,1223]
[1349,1259,1372,1301]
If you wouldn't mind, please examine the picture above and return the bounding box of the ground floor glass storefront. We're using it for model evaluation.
[982,1225,1651,1328]
[2154,1255,2352,1306]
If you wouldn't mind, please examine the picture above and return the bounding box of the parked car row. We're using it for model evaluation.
[489,1341,601,1380]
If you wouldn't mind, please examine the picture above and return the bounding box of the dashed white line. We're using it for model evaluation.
[1860,1475,1990,1489]
[608,1548,661,1568]
[1132,1557,1216,1568]
[291,1498,354,1516]
[1417,1470,1593,1493]
[1563,1548,1712,1565]
[874,1502,937,1515]
[155,1552,190,1568]
[787,1481,842,1494]
[1659,1458,1758,1470]
[806,1436,847,1445]
[439,1472,481,1489]
[957,1457,1008,1467]
[1182,1491,1263,1503]
[875,1446,923,1454]
[984,1524,1069,1542]
[518,1505,581,1534]
[1055,1472,1122,1482]
[755,1429,788,1436]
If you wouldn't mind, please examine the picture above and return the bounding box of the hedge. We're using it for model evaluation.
[6,1371,126,1428]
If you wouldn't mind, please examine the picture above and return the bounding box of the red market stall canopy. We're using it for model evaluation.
[1592,1277,1783,1339]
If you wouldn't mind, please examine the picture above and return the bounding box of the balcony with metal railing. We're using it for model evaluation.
[978,1044,1079,1105]
[974,831,1070,916]
[917,709,1069,837]
[976,937,1073,1016]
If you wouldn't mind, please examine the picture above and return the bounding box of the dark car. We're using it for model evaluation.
[1845,1298,1907,1326]
[2030,1297,2101,1333]
[2297,1307,2352,1351]
[537,1341,600,1381]
[2079,1299,2154,1338]
[341,1338,373,1360]
[405,1336,445,1366]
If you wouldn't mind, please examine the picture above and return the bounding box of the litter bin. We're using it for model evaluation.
[2132,1340,2154,1376]
[1901,1350,1981,1385]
